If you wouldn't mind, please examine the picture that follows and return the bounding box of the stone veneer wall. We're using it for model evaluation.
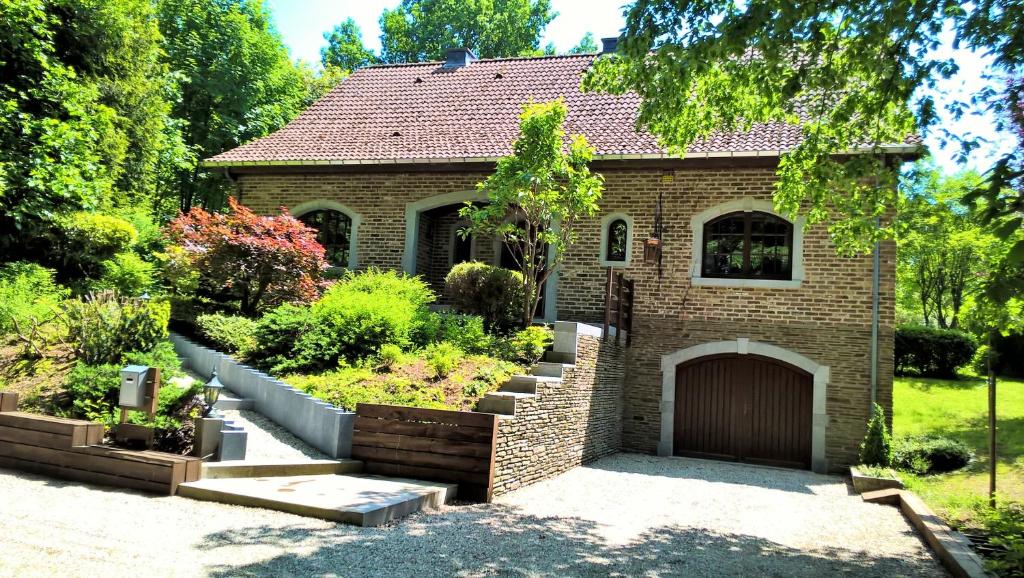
[491,335,625,497]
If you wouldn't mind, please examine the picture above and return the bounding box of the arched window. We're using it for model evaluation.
[606,219,628,262]
[702,211,793,279]
[297,209,352,268]
[600,213,633,267]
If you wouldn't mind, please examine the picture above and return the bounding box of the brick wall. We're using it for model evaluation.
[235,164,896,472]
[492,335,624,496]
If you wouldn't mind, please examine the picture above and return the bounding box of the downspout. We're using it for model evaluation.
[223,168,240,204]
[870,223,881,407]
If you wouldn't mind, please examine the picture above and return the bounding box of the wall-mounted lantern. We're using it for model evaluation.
[644,191,665,277]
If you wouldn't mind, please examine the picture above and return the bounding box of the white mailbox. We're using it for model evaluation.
[119,365,150,409]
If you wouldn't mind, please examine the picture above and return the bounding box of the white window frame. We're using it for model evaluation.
[599,212,634,267]
[690,197,805,289]
[291,200,361,271]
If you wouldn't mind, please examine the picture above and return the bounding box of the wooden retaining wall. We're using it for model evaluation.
[0,393,201,495]
[352,404,499,502]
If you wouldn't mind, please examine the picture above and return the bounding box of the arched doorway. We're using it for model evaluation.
[674,354,812,469]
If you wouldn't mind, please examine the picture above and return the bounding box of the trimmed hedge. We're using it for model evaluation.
[444,262,524,333]
[892,436,973,474]
[895,325,977,378]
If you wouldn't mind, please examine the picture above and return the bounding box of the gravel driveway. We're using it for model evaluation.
[0,453,944,577]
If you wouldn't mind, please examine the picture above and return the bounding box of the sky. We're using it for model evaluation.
[266,0,1016,175]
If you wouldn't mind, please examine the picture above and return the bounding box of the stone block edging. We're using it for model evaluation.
[169,332,355,459]
[863,489,990,578]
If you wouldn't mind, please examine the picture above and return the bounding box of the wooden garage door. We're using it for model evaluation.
[673,354,812,469]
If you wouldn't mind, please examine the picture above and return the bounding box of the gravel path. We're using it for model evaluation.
[0,454,945,577]
[218,409,328,462]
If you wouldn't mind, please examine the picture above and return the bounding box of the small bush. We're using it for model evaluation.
[63,291,170,365]
[376,343,405,370]
[981,502,1024,576]
[271,270,436,372]
[93,252,156,297]
[57,212,138,278]
[252,304,312,372]
[895,325,977,378]
[498,325,553,365]
[444,262,525,333]
[0,262,69,335]
[196,313,258,356]
[892,436,973,474]
[859,402,893,467]
[64,341,186,426]
[432,312,492,353]
[424,342,463,378]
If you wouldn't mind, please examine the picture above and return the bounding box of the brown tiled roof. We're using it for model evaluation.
[205,54,920,166]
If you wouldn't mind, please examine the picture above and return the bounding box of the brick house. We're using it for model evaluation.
[205,45,920,473]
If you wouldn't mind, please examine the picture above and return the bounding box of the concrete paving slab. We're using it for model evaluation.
[177,474,457,527]
[201,459,363,479]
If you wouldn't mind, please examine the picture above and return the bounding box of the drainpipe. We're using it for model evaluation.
[870,226,880,408]
[223,168,240,204]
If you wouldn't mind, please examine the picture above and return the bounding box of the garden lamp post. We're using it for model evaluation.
[203,370,224,418]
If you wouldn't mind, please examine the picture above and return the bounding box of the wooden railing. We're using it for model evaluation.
[603,268,634,347]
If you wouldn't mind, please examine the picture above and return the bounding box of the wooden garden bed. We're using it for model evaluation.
[0,392,200,495]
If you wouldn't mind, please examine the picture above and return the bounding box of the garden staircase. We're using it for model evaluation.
[474,322,584,417]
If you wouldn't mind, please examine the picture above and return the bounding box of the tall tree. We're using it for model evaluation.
[585,0,1024,257]
[569,32,598,54]
[898,164,1004,329]
[0,0,187,260]
[379,0,555,63]
[460,100,604,327]
[157,0,310,212]
[321,18,377,72]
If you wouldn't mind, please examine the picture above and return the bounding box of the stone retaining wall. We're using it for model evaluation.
[492,334,625,496]
[169,333,355,459]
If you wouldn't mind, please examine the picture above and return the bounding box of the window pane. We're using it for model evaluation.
[299,209,351,267]
[703,211,793,279]
[703,214,746,276]
[606,219,628,262]
[748,213,791,278]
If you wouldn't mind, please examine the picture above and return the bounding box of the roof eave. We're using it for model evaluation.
[200,144,924,169]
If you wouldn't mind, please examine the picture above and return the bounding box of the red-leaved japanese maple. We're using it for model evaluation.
[166,198,326,316]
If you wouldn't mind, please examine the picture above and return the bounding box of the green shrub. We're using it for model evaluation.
[93,252,156,297]
[57,212,138,277]
[271,270,436,372]
[432,312,492,353]
[498,325,554,365]
[284,368,447,411]
[892,435,973,474]
[974,332,1024,378]
[0,262,69,334]
[63,291,170,365]
[196,313,258,356]
[377,343,405,370]
[444,262,524,333]
[64,341,186,426]
[859,402,893,467]
[464,359,517,399]
[981,502,1024,576]
[895,325,977,378]
[251,304,313,373]
[424,342,463,378]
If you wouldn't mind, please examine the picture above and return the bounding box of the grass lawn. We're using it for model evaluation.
[894,374,1024,525]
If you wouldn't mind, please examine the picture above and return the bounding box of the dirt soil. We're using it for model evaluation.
[0,338,75,413]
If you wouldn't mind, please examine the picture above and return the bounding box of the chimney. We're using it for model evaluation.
[600,37,619,54]
[443,47,477,69]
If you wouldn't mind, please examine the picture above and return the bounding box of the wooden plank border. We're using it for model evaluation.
[352,403,499,502]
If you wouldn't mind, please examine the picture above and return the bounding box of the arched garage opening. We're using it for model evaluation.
[658,339,830,473]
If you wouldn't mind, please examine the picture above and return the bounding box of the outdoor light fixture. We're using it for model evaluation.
[645,191,665,277]
[203,370,224,418]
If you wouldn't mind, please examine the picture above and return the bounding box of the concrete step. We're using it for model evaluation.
[531,361,572,378]
[475,391,535,415]
[544,351,575,365]
[178,474,457,527]
[214,392,255,411]
[501,374,561,394]
[201,459,363,479]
